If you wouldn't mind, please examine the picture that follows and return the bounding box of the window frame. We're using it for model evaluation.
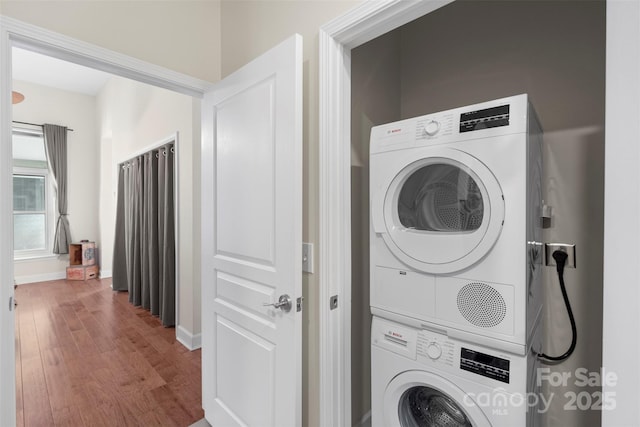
[12,129,56,260]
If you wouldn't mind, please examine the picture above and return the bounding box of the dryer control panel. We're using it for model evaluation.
[460,347,511,383]
[370,94,528,155]
[459,104,510,133]
[415,113,455,141]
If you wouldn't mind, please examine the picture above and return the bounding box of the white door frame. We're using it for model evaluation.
[318,1,640,426]
[0,16,210,426]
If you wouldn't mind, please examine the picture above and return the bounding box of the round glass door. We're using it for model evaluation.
[381,149,504,274]
[398,386,472,427]
[398,163,484,233]
[382,370,492,427]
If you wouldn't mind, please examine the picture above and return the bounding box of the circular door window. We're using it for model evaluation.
[398,163,484,233]
[398,386,472,427]
[381,149,504,274]
[382,370,491,427]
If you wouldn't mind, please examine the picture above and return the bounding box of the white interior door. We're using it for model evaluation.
[200,34,302,427]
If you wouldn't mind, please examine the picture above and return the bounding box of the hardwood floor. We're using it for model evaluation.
[15,278,204,426]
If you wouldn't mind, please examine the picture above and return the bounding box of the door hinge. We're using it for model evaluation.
[297,296,304,312]
[330,295,338,310]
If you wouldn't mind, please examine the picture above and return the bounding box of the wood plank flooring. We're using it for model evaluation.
[15,278,204,426]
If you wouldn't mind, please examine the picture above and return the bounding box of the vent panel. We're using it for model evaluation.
[456,282,506,328]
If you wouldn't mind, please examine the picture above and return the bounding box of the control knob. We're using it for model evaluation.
[426,342,442,360]
[423,119,440,137]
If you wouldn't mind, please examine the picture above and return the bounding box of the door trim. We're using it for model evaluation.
[602,2,640,426]
[318,2,455,425]
[0,16,210,426]
[1,16,210,97]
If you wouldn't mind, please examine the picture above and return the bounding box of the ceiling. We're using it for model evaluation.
[12,47,112,96]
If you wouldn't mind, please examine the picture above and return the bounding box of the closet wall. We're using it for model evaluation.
[350,32,401,426]
[351,1,605,426]
[96,76,202,342]
[12,79,100,284]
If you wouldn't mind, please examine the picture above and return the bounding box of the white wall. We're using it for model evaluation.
[12,79,99,284]
[97,76,201,340]
[0,0,221,82]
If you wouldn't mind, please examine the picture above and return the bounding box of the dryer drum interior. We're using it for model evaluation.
[399,386,472,427]
[398,163,484,233]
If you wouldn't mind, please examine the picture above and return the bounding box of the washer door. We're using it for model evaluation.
[384,371,491,427]
[381,148,504,274]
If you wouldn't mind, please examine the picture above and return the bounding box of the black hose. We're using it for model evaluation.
[539,250,577,362]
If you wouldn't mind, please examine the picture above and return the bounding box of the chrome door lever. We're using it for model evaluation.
[263,294,292,312]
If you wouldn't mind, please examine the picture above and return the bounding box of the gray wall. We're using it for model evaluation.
[351,1,605,425]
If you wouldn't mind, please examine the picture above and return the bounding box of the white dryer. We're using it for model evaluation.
[371,316,543,427]
[370,95,543,355]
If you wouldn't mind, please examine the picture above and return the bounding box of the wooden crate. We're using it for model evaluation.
[69,242,96,266]
[67,265,99,281]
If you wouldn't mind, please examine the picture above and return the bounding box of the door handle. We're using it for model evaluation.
[263,294,292,312]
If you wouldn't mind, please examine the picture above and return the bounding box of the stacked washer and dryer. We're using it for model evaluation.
[369,95,544,427]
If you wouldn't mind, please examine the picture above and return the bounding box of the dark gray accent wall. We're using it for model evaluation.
[351,30,402,426]
[351,1,605,426]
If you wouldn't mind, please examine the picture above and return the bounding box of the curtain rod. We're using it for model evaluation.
[12,120,74,132]
[120,144,175,167]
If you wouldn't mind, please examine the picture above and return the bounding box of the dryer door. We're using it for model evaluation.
[383,370,491,427]
[380,147,504,274]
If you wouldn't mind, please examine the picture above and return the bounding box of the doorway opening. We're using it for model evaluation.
[1,18,209,425]
[349,2,605,425]
[319,1,607,427]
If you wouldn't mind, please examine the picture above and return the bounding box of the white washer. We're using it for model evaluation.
[370,95,543,355]
[371,316,543,427]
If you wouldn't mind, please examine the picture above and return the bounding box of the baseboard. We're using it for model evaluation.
[354,411,371,427]
[14,271,66,285]
[100,269,112,279]
[177,325,202,351]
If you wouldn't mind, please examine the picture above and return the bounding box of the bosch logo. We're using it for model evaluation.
[387,128,402,134]
[388,331,402,338]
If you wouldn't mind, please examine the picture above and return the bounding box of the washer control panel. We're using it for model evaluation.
[372,316,515,386]
[417,330,455,367]
[460,347,510,383]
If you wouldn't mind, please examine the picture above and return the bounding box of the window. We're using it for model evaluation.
[12,129,55,259]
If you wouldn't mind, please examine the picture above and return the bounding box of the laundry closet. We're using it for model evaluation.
[350,1,605,426]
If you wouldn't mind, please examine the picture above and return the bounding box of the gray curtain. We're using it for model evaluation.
[43,124,72,254]
[143,152,159,314]
[112,144,175,326]
[158,146,175,324]
[111,166,128,291]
